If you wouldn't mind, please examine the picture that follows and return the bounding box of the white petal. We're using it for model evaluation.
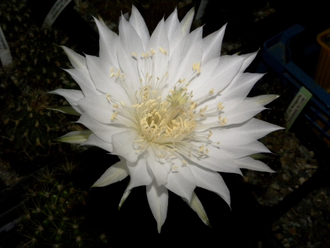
[196,72,264,117]
[219,73,264,108]
[186,57,220,94]
[165,26,203,95]
[211,118,282,146]
[64,68,100,97]
[251,94,279,106]
[119,188,131,210]
[116,41,140,93]
[235,156,275,173]
[49,89,84,113]
[167,8,194,54]
[165,8,180,41]
[62,46,86,69]
[165,8,180,48]
[77,95,114,124]
[94,17,119,67]
[192,55,244,100]
[239,51,258,73]
[185,144,242,175]
[202,24,227,64]
[220,140,271,159]
[129,6,150,50]
[119,14,144,55]
[48,106,80,116]
[173,159,196,185]
[126,158,153,189]
[78,113,125,143]
[56,130,92,144]
[190,165,231,206]
[112,129,139,162]
[165,162,195,202]
[146,19,169,79]
[185,192,210,226]
[92,159,128,187]
[86,55,132,104]
[211,128,257,147]
[85,55,114,94]
[224,99,266,125]
[240,118,283,139]
[180,7,194,36]
[82,133,113,153]
[146,146,170,186]
[146,181,168,233]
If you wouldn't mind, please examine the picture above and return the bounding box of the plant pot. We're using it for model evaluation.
[315,28,330,92]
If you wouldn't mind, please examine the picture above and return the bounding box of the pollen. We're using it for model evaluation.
[192,62,201,74]
[159,47,167,55]
[106,94,111,103]
[218,116,227,126]
[134,85,196,145]
[217,102,224,111]
[111,111,118,120]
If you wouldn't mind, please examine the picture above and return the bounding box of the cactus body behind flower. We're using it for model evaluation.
[0,0,80,173]
[20,163,110,248]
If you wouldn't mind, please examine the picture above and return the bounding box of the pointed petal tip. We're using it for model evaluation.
[55,130,92,144]
[118,189,131,210]
[47,106,81,116]
[90,183,100,188]
[157,225,162,234]
[187,192,212,227]
[93,160,129,188]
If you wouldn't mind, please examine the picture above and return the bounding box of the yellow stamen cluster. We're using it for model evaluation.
[133,86,196,145]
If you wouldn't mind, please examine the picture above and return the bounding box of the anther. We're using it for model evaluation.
[159,47,167,55]
[111,111,118,120]
[192,62,201,73]
[217,102,224,111]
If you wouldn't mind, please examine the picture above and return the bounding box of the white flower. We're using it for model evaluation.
[51,7,281,232]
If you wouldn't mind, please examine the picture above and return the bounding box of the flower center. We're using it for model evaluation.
[107,47,227,158]
[133,86,196,145]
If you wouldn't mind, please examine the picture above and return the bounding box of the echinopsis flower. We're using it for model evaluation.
[51,7,281,232]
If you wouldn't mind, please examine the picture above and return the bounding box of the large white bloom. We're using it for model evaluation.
[52,7,281,232]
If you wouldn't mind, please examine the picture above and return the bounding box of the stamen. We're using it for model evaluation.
[106,94,111,103]
[218,116,227,126]
[192,62,201,74]
[111,111,118,120]
[159,47,167,55]
[217,102,224,111]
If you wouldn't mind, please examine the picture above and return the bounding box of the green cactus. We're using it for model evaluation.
[0,83,80,171]
[0,0,81,173]
[20,162,110,248]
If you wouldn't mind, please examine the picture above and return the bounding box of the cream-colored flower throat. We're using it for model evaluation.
[106,47,226,150]
[133,85,196,144]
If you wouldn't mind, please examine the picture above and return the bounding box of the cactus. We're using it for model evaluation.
[20,161,110,248]
[0,0,81,173]
[0,82,80,173]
